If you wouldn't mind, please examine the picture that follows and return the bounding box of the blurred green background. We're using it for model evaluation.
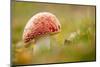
[12,1,96,65]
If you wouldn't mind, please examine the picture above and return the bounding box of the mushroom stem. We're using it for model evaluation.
[33,35,50,55]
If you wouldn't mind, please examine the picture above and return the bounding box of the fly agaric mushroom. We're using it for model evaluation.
[23,12,61,54]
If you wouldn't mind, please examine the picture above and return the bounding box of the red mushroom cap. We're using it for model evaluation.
[23,12,61,43]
